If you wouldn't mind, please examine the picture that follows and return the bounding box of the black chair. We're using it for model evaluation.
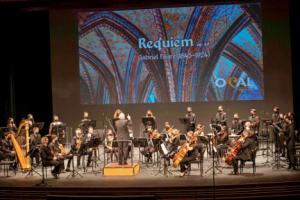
[294,142,300,168]
[186,149,205,176]
[239,150,257,174]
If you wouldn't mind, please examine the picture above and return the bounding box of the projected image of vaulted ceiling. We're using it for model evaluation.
[78,3,263,104]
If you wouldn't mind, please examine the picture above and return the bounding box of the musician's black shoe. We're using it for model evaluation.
[51,172,58,179]
[66,168,71,172]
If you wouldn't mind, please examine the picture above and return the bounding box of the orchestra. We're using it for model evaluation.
[0,105,298,180]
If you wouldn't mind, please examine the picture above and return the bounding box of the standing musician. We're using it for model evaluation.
[231,113,243,135]
[230,121,257,175]
[49,115,66,145]
[177,131,203,177]
[115,112,132,165]
[104,129,118,162]
[66,128,83,171]
[282,113,296,170]
[143,110,156,131]
[272,106,283,155]
[79,111,92,135]
[248,108,260,136]
[28,126,41,167]
[6,117,17,132]
[215,105,227,126]
[40,136,64,178]
[184,107,196,132]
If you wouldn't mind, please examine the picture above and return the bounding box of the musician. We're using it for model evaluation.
[272,106,283,155]
[80,111,92,135]
[231,121,257,175]
[6,117,17,132]
[140,127,157,163]
[49,135,66,171]
[104,129,118,162]
[179,131,203,177]
[49,115,65,145]
[27,114,35,127]
[231,113,243,135]
[215,125,229,158]
[0,132,16,169]
[66,128,83,171]
[215,105,227,126]
[184,107,196,132]
[248,109,260,135]
[143,110,156,131]
[80,126,94,168]
[29,126,41,166]
[115,112,132,165]
[40,136,64,178]
[283,113,296,170]
[163,122,180,153]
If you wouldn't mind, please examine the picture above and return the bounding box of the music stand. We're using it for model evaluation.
[133,137,148,163]
[205,143,222,175]
[154,140,173,177]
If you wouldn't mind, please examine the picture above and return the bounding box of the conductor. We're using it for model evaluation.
[115,112,132,165]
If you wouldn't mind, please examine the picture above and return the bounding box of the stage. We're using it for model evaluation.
[1,146,300,199]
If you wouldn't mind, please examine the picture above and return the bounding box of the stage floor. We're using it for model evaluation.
[1,147,300,189]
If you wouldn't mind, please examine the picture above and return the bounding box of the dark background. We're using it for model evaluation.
[0,0,299,135]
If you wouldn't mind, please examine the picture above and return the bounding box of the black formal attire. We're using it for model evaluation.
[185,112,196,132]
[231,119,243,135]
[29,133,41,166]
[40,145,64,175]
[215,111,227,126]
[283,121,296,169]
[0,139,16,169]
[66,136,82,170]
[232,131,257,174]
[179,143,203,173]
[272,113,283,154]
[115,118,132,165]
[248,114,260,135]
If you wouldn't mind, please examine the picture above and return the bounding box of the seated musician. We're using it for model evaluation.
[179,131,203,177]
[66,128,83,171]
[231,121,257,175]
[82,126,94,167]
[29,126,41,167]
[0,132,17,170]
[40,136,64,178]
[6,117,17,132]
[215,125,229,158]
[49,135,66,172]
[104,129,118,162]
[49,115,65,144]
[140,127,157,163]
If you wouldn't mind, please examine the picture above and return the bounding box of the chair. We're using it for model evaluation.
[239,150,257,174]
[294,142,300,168]
[187,149,205,176]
